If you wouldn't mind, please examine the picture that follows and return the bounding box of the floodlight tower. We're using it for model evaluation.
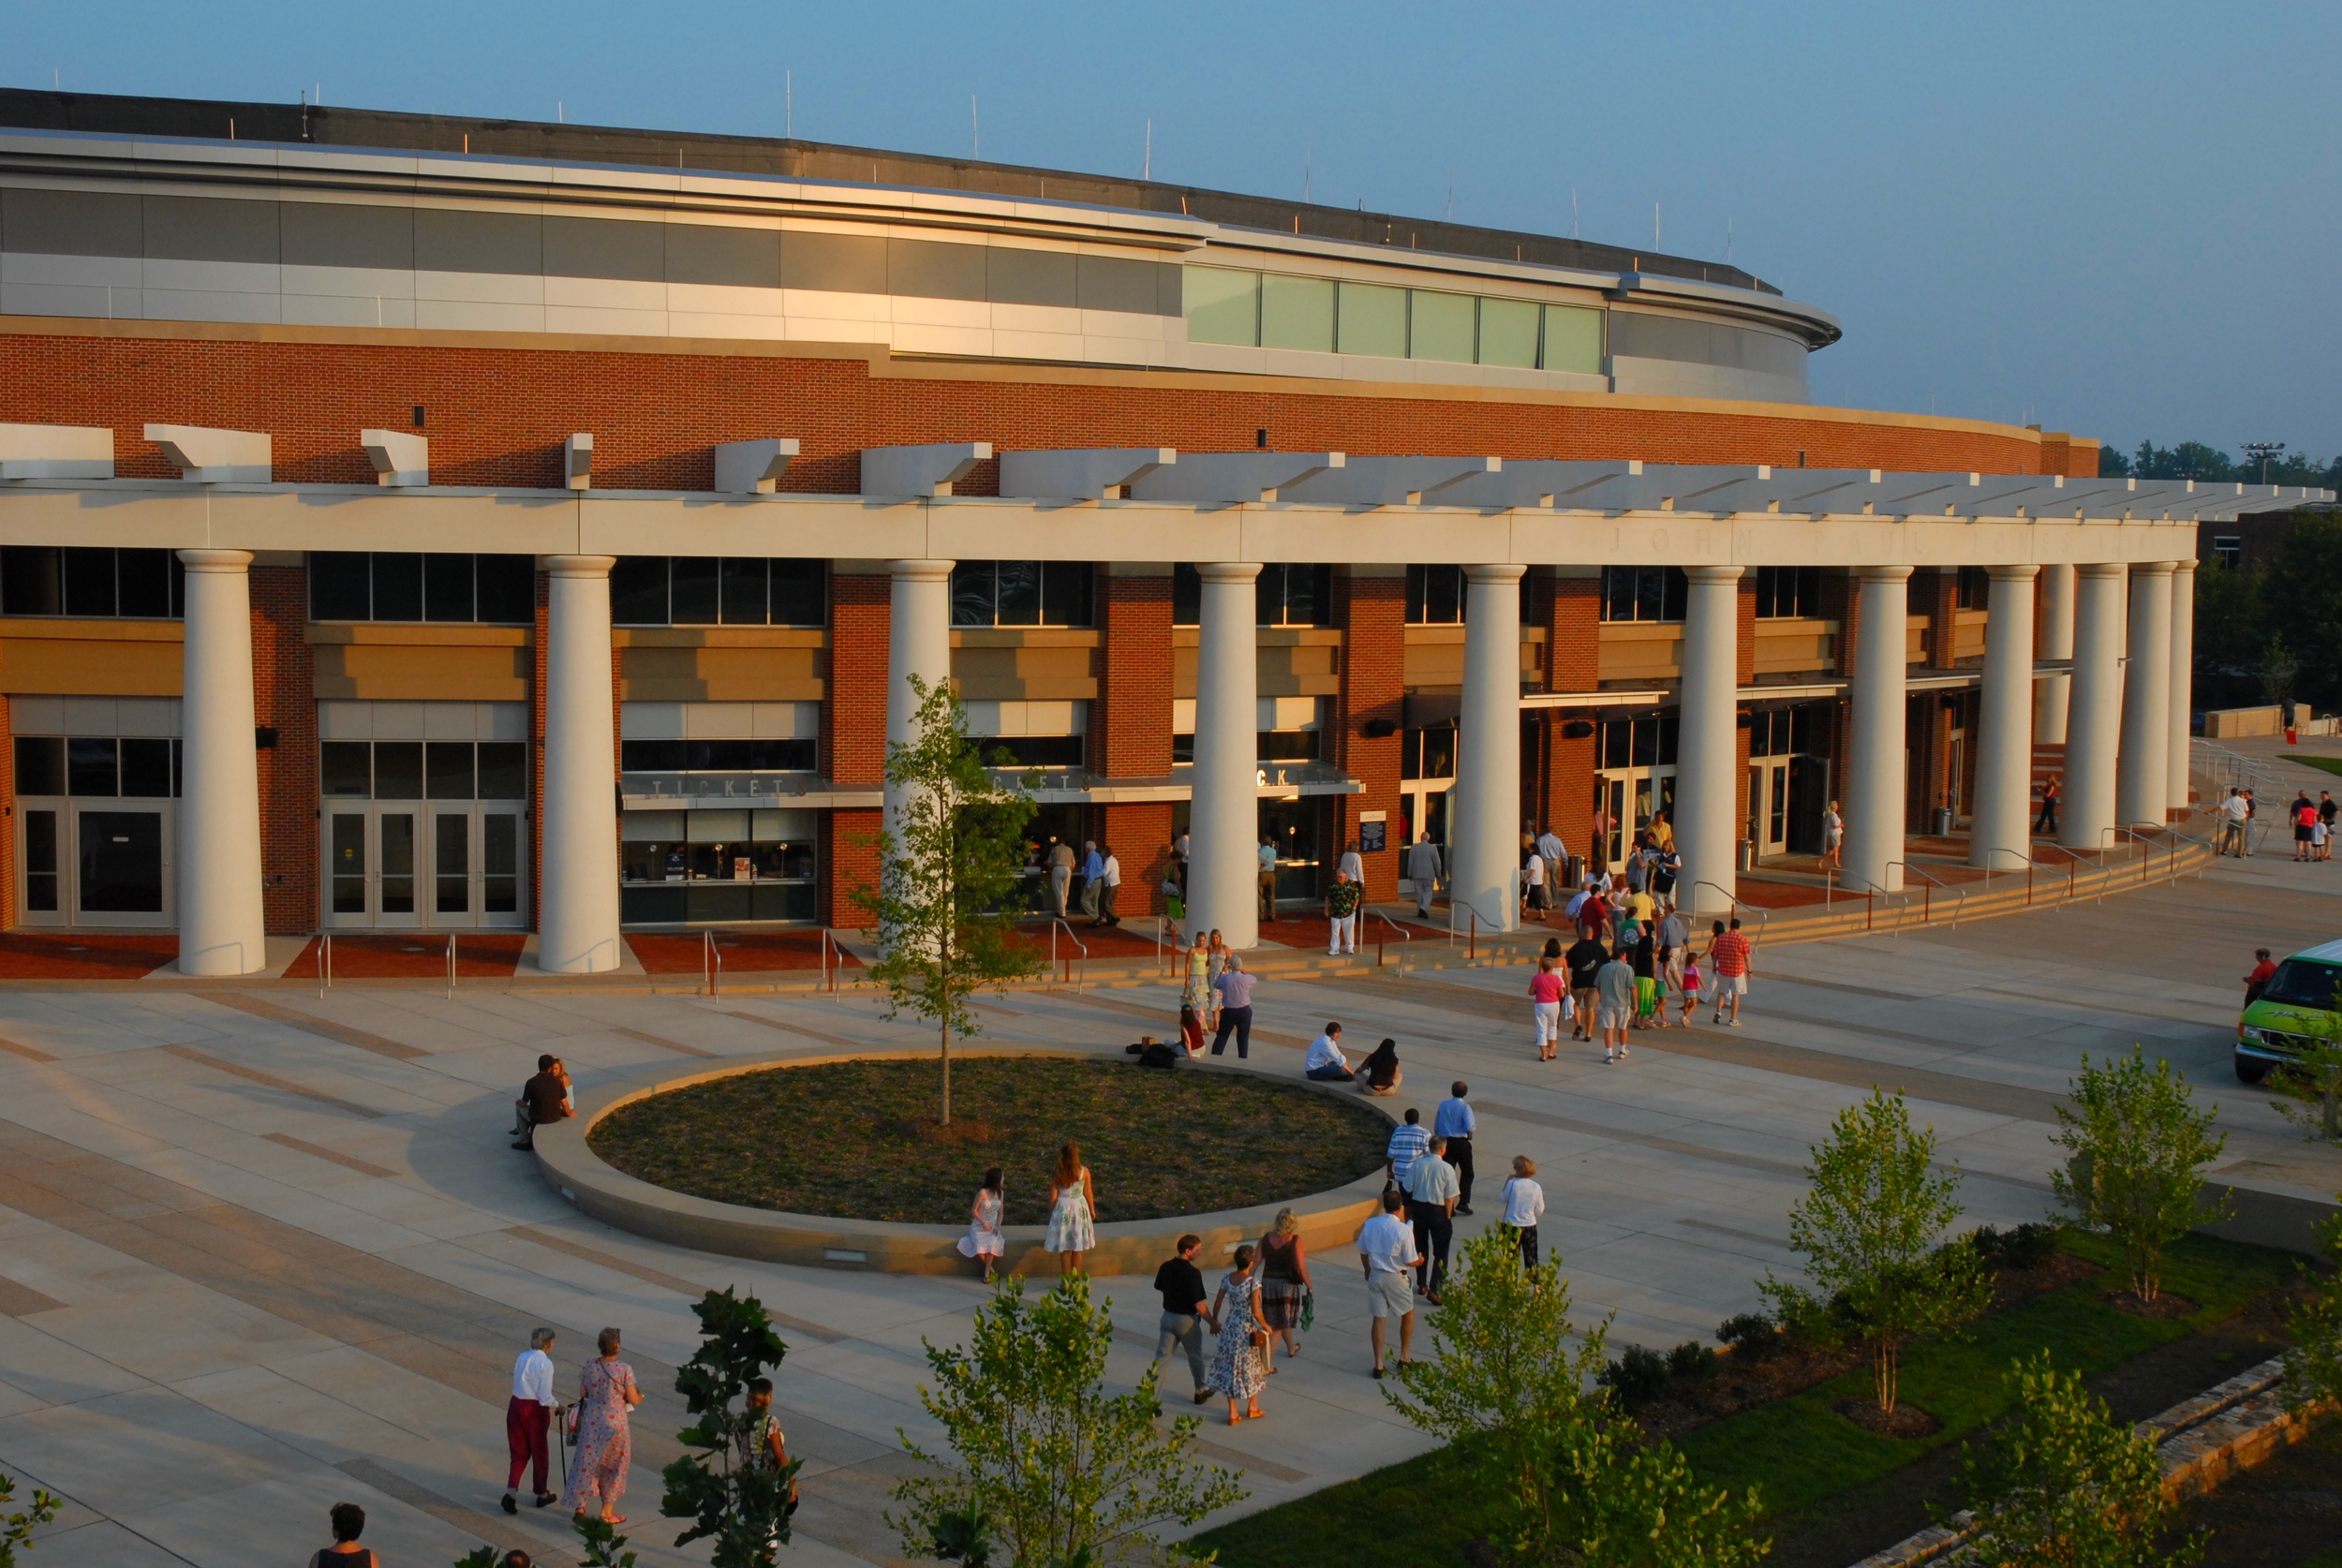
[2243,441,2286,484]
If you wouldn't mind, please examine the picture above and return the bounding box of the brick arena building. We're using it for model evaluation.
[0,90,2318,972]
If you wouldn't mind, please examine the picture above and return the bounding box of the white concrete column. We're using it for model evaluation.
[2117,562,2174,831]
[175,549,266,976]
[1676,566,1742,913]
[539,555,622,974]
[1451,564,1526,934]
[882,559,956,851]
[2034,562,2074,745]
[2167,559,2196,817]
[1968,565,2038,870]
[1845,566,1913,894]
[1188,562,1262,950]
[2061,563,2127,851]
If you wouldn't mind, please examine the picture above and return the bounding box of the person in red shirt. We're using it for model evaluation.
[1708,918,1754,1028]
[2293,793,2318,862]
[2245,948,2277,1003]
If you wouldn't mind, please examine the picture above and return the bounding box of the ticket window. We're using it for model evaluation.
[620,807,819,926]
[14,734,178,928]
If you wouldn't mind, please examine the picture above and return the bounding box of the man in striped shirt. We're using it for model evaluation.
[1386,1107,1432,1192]
[1709,917,1753,1028]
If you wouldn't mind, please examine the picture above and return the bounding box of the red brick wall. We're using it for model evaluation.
[1098,572,1172,778]
[1336,572,1404,901]
[823,572,889,927]
[0,695,14,933]
[0,331,2080,490]
[1546,577,1601,861]
[251,565,319,935]
[1102,804,1174,917]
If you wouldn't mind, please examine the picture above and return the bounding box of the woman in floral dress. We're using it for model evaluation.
[1045,1142,1096,1274]
[1207,1244,1267,1424]
[566,1326,643,1524]
[1182,933,1212,1017]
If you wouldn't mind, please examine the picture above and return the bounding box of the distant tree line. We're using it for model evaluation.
[2100,438,2342,488]
[2191,507,2342,715]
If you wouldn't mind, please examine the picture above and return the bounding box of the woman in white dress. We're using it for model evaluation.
[1207,1244,1267,1425]
[956,1166,1006,1284]
[1045,1142,1097,1275]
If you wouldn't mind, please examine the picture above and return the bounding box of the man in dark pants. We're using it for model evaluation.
[1433,1080,1476,1216]
[1210,957,1257,1058]
[1404,1132,1459,1303]
[511,1056,571,1151]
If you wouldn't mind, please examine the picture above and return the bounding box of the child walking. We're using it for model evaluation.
[956,1167,1006,1284]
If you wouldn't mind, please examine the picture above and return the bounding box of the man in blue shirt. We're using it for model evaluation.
[1433,1081,1476,1216]
[1079,840,1104,922]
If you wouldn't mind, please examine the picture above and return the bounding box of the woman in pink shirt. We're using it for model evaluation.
[1528,956,1566,1062]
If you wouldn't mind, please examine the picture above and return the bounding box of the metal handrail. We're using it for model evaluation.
[819,928,841,995]
[1974,845,2035,906]
[1881,860,1964,931]
[703,928,721,996]
[1368,910,1413,969]
[318,930,332,998]
[1687,880,1769,947]
[1049,917,1089,990]
[446,933,457,1000]
[1447,896,1506,963]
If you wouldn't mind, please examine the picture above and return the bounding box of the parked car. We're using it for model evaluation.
[2236,937,2342,1083]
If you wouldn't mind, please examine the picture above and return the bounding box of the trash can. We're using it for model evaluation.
[1564,853,1584,889]
[1736,839,1755,872]
[1933,806,1954,836]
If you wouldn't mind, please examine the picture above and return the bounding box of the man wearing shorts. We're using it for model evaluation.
[1822,800,1844,870]
[1595,948,1636,1064]
[1356,1191,1420,1378]
[1564,931,1608,1043]
[1710,918,1753,1027]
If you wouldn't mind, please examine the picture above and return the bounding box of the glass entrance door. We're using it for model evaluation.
[77,808,166,920]
[324,803,526,929]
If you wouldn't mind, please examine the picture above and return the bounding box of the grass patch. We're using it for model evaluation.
[2291,754,2342,780]
[1190,1230,2301,1568]
[589,1055,1390,1224]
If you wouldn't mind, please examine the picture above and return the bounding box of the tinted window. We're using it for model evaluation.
[67,738,117,796]
[13,736,64,795]
[423,554,475,623]
[425,742,475,800]
[665,222,780,288]
[373,742,423,800]
[372,554,424,621]
[309,553,373,620]
[1,547,61,615]
[671,557,720,625]
[477,743,528,799]
[320,742,371,797]
[770,559,825,627]
[2264,959,2342,1010]
[612,556,669,625]
[119,738,171,798]
[63,548,114,616]
[477,555,536,624]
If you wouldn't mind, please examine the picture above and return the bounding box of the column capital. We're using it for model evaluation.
[1986,563,2040,581]
[543,555,615,578]
[2131,560,2176,579]
[2171,556,2199,577]
[2075,561,2127,579]
[1682,565,1744,584]
[883,558,956,581]
[174,548,252,573]
[1464,563,1527,584]
[1194,561,1264,583]
[1855,564,1914,583]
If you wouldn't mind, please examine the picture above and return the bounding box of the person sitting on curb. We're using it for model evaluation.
[511,1055,571,1151]
[1304,1022,1355,1082]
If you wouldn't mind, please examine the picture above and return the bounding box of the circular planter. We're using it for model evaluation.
[534,1044,1398,1276]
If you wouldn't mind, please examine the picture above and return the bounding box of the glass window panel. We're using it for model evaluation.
[1041,561,1091,627]
[1260,274,1336,352]
[769,559,825,627]
[62,548,115,616]
[67,738,117,796]
[436,814,469,913]
[951,560,998,627]
[1181,267,1259,346]
[1632,720,1658,766]
[1338,282,1407,357]
[477,554,536,624]
[308,552,372,620]
[1289,564,1331,627]
[119,738,170,798]
[320,742,371,797]
[1658,713,1680,766]
[372,554,424,621]
[373,741,423,800]
[995,560,1041,626]
[422,553,475,623]
[1541,304,1605,374]
[1255,564,1282,627]
[1661,568,1687,621]
[483,813,519,912]
[1,547,61,616]
[619,739,687,773]
[989,734,1086,769]
[1477,296,1539,367]
[748,738,817,772]
[1406,564,1428,623]
[670,557,719,625]
[477,742,526,799]
[171,738,182,797]
[1172,563,1201,627]
[23,809,57,911]
[1409,290,1475,363]
[330,813,368,912]
[1600,721,1629,769]
[425,741,474,800]
[690,740,757,772]
[13,736,64,796]
[1791,705,1815,755]
[1258,730,1321,762]
[1636,569,1665,623]
[378,813,415,913]
[116,549,171,617]
[1428,564,1461,624]
[610,556,669,625]
[1602,566,1634,621]
[719,557,769,625]
[170,552,185,617]
[1421,726,1457,778]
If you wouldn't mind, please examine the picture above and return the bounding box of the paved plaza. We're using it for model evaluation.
[0,842,2338,1566]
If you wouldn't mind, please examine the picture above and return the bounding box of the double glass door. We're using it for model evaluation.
[325,803,523,929]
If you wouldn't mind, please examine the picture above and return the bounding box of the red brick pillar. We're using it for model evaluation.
[0,694,14,932]
[1826,569,1858,791]
[1923,569,1959,830]
[824,571,889,928]
[1735,574,1757,845]
[1546,573,1600,861]
[1336,568,1404,901]
[1099,566,1175,914]
[250,564,319,935]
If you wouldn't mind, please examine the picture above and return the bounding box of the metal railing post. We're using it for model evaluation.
[319,930,332,999]
[447,933,456,1000]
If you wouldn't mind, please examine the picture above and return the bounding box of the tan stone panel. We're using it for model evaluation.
[1754,618,1837,675]
[1597,622,1682,683]
[619,643,824,702]
[313,642,529,701]
[0,636,183,695]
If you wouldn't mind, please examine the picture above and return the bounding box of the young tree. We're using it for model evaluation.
[0,1470,58,1568]
[1390,1229,1768,1568]
[2284,1201,2342,1412]
[852,674,1044,1126]
[2268,987,2342,1145]
[1960,1351,2200,1568]
[1760,1088,1991,1415]
[890,1273,1247,1567]
[660,1287,794,1568]
[2052,1047,2233,1303]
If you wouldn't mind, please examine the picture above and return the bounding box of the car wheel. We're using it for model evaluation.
[2233,1052,2271,1085]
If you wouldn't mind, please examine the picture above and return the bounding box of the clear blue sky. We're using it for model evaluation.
[7,0,2335,461]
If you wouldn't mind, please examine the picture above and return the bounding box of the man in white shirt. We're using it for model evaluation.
[1521,848,1547,912]
[1258,837,1281,923]
[1405,835,1443,918]
[1534,827,1566,902]
[1338,839,1366,883]
[1357,1191,1421,1376]
[1093,845,1122,927]
[1304,1022,1354,1082]
[1404,1133,1460,1303]
[503,1325,560,1513]
[2220,788,2250,857]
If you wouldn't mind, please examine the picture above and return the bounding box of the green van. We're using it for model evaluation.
[2236,938,2342,1083]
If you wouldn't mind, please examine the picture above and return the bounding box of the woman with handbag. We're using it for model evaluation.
[1255,1209,1312,1367]
[1206,1243,1267,1425]
[565,1326,643,1526]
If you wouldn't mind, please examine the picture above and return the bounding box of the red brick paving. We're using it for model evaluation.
[0,932,180,980]
[628,929,864,976]
[284,933,526,979]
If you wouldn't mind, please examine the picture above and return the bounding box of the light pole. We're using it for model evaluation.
[2243,441,2286,484]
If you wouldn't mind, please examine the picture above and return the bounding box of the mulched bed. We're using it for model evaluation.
[588,1054,1392,1224]
[1832,1399,1943,1439]
[2103,1288,2201,1320]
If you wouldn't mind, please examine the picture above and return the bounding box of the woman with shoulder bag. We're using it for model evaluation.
[1206,1243,1268,1425]
[1255,1209,1313,1368]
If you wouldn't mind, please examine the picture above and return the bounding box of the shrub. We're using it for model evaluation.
[1716,1311,1785,1362]
[2053,1047,2233,1302]
[2285,1202,2342,1412]
[1970,1221,2061,1271]
[1667,1340,1720,1382]
[1597,1344,1673,1412]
